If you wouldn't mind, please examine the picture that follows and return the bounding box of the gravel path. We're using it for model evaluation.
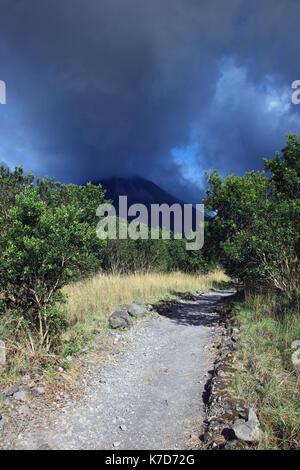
[13,288,235,450]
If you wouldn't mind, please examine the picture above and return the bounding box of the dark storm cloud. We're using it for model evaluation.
[0,0,299,202]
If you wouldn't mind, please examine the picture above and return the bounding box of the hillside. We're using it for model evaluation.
[93,176,215,231]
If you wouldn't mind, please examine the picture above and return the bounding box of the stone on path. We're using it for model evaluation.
[127,302,146,318]
[13,390,29,402]
[109,310,133,329]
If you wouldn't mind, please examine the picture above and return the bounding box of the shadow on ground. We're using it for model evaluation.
[157,289,236,327]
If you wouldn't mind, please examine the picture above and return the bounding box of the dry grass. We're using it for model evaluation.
[0,269,229,385]
[63,269,229,333]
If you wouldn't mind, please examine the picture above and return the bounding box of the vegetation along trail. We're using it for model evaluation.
[14,288,235,450]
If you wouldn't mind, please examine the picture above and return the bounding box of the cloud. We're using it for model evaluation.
[0,0,299,202]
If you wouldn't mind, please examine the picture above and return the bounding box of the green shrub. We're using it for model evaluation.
[203,134,300,299]
[0,166,107,351]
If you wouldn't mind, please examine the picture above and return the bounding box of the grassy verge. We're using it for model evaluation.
[230,293,300,450]
[0,269,229,386]
[62,269,229,336]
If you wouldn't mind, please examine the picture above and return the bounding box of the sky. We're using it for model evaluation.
[0,0,299,202]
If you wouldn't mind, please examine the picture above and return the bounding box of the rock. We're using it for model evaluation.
[219,349,231,359]
[37,443,51,450]
[32,386,45,396]
[231,334,241,343]
[113,334,120,344]
[248,407,260,425]
[196,289,205,295]
[237,409,248,420]
[36,440,51,450]
[291,340,300,350]
[232,327,240,335]
[214,361,222,370]
[109,310,132,329]
[13,390,29,402]
[147,304,154,311]
[18,404,30,416]
[232,407,263,443]
[127,302,146,318]
[217,370,226,377]
[0,341,6,366]
[4,382,20,396]
[0,414,6,430]
[113,441,121,447]
[291,349,300,371]
[224,439,248,450]
[120,424,127,431]
[219,338,233,349]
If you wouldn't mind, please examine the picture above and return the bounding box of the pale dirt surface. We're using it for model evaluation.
[4,288,235,450]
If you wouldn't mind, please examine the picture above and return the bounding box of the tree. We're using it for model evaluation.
[203,135,300,297]
[0,167,107,351]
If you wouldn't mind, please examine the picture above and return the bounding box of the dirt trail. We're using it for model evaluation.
[14,288,235,450]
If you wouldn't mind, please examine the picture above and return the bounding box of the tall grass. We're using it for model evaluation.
[0,269,228,385]
[232,291,300,449]
[63,269,229,332]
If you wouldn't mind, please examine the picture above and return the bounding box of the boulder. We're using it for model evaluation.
[109,310,133,329]
[127,302,146,318]
[232,407,263,443]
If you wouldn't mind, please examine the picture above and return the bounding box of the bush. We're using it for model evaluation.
[0,166,107,351]
[203,134,300,300]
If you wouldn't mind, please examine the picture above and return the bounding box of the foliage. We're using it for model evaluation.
[203,134,300,301]
[102,221,209,274]
[231,295,300,449]
[0,165,107,350]
[0,165,210,352]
